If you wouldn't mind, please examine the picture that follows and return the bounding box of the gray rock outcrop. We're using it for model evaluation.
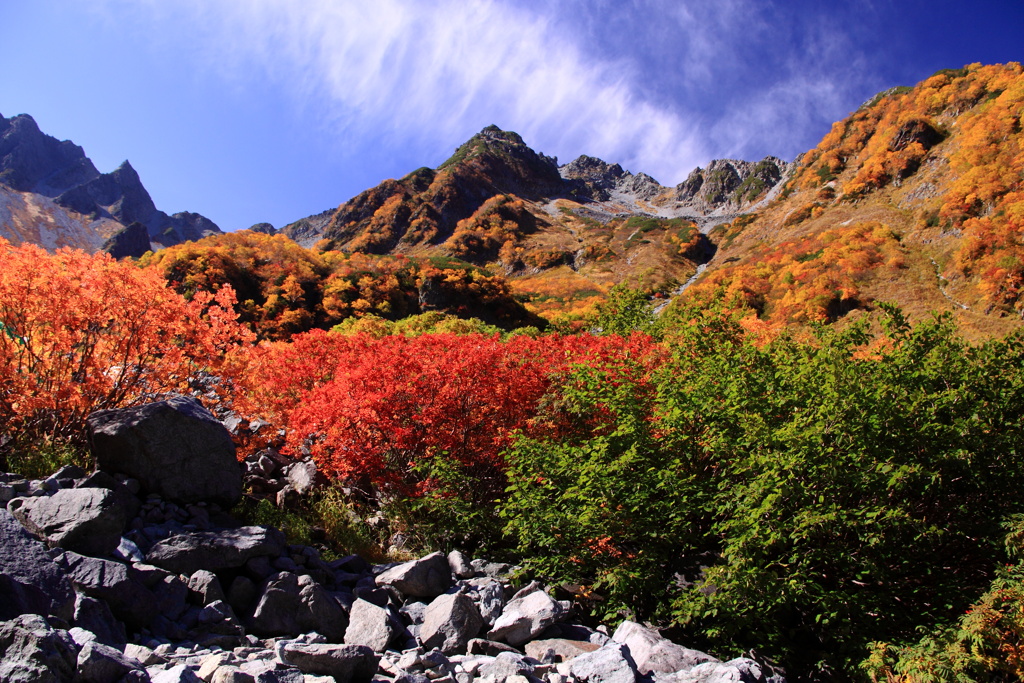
[249,572,348,641]
[487,586,567,646]
[0,613,78,683]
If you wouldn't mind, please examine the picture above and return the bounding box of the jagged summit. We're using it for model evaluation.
[0,113,100,197]
[283,127,793,253]
[0,113,221,254]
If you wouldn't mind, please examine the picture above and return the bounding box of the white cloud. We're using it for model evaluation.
[83,0,881,186]
[88,0,715,184]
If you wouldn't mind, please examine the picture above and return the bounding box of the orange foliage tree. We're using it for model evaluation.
[0,239,251,444]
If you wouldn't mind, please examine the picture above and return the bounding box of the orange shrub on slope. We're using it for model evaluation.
[0,239,251,442]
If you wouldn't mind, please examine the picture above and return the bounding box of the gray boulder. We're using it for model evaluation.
[344,598,398,652]
[487,587,566,646]
[9,487,126,556]
[375,552,452,599]
[664,658,777,683]
[146,526,286,576]
[57,551,156,629]
[447,550,474,579]
[0,613,78,683]
[73,593,126,649]
[188,569,226,605]
[278,642,378,682]
[250,572,348,641]
[0,509,75,621]
[87,396,242,507]
[612,621,717,675]
[151,665,203,683]
[76,640,147,682]
[282,459,320,496]
[478,651,535,680]
[569,642,639,683]
[464,576,504,627]
[525,638,601,663]
[420,591,483,654]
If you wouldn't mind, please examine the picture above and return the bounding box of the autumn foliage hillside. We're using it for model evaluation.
[140,230,543,339]
[678,62,1024,339]
[281,126,724,328]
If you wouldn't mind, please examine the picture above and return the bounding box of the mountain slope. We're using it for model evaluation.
[283,125,792,323]
[673,62,1024,339]
[0,113,221,255]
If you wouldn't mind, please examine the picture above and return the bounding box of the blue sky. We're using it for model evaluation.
[2,1,1021,232]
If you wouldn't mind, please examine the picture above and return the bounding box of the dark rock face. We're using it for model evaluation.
[0,509,75,622]
[102,221,152,259]
[248,222,277,235]
[279,642,379,682]
[889,118,944,152]
[0,113,100,195]
[87,396,242,507]
[0,112,221,250]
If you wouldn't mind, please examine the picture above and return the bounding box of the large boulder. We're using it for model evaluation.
[487,586,567,647]
[73,593,127,649]
[278,642,378,683]
[0,509,75,622]
[612,621,717,675]
[249,572,348,641]
[9,488,126,556]
[526,638,601,663]
[56,551,156,630]
[569,642,639,683]
[420,591,483,654]
[145,526,286,576]
[87,396,242,507]
[344,598,398,652]
[375,552,452,599]
[666,658,777,683]
[0,614,79,683]
[76,640,147,683]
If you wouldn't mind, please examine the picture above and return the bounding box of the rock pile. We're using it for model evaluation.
[0,398,784,683]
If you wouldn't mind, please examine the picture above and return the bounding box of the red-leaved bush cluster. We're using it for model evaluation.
[230,330,665,499]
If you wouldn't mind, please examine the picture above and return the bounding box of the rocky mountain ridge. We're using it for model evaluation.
[0,113,222,256]
[282,126,792,252]
[0,396,783,683]
[278,125,792,322]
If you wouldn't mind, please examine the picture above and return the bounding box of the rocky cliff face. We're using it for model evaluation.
[0,113,222,254]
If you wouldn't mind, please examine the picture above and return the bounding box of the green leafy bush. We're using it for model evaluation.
[500,305,1024,680]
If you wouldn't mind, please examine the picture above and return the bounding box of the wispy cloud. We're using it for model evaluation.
[87,0,883,185]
